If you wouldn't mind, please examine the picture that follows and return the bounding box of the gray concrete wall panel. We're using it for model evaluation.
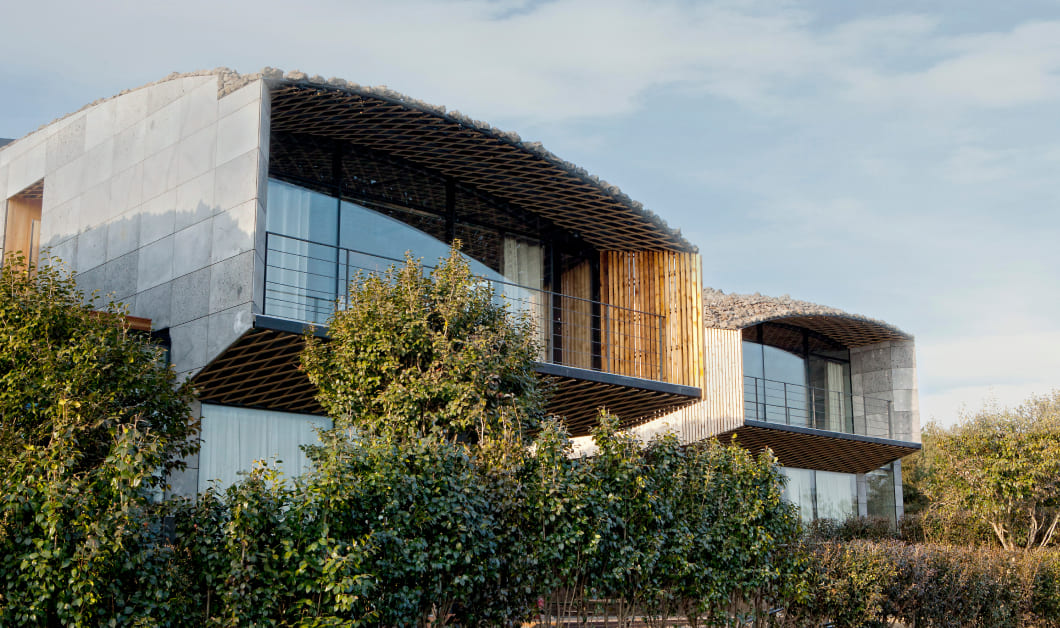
[1,75,267,379]
[851,340,920,443]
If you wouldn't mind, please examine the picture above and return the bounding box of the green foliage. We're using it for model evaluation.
[0,260,196,625]
[521,414,805,627]
[167,466,376,626]
[301,248,546,448]
[916,393,1060,550]
[783,540,1060,628]
[0,251,815,625]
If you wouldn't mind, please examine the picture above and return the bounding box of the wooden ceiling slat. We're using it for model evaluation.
[267,85,692,253]
[194,328,698,436]
[716,425,918,474]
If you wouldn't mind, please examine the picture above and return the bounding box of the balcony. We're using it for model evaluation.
[195,232,700,434]
[263,231,674,379]
[744,375,894,439]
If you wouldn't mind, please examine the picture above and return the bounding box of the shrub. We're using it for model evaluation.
[0,260,195,625]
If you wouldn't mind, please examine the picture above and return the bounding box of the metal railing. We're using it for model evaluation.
[263,232,667,381]
[743,375,894,439]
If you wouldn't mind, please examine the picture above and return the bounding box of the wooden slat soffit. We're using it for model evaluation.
[267,85,695,253]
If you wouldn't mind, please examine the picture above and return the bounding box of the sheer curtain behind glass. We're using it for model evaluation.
[198,404,332,491]
[502,238,546,360]
[266,180,339,324]
[782,467,815,524]
[815,470,857,521]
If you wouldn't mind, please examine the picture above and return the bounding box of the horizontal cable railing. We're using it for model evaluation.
[263,232,667,381]
[743,375,894,439]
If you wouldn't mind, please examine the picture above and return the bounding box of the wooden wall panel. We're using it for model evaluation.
[3,195,42,265]
[560,261,593,370]
[644,328,744,443]
[599,250,703,387]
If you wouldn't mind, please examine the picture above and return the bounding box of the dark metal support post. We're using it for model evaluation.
[445,178,456,245]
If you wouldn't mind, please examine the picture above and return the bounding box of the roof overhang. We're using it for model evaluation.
[191,315,701,436]
[266,81,693,252]
[744,314,911,348]
[717,420,920,474]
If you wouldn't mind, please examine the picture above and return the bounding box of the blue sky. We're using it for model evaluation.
[3,0,1059,426]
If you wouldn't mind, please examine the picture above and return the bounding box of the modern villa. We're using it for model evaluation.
[0,68,919,522]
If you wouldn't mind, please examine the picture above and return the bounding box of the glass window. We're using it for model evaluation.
[782,467,815,525]
[743,341,765,419]
[762,345,808,426]
[337,198,499,280]
[867,463,898,525]
[816,470,858,522]
[198,404,332,491]
[265,180,340,324]
[808,357,853,432]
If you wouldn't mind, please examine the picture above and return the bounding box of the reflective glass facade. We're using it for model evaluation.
[782,463,900,525]
[743,323,853,432]
[781,466,857,523]
[264,178,540,324]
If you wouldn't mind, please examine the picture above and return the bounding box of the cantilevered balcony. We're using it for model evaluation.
[262,231,670,382]
[743,375,895,440]
[189,232,701,435]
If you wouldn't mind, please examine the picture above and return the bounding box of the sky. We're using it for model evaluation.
[2,0,1059,427]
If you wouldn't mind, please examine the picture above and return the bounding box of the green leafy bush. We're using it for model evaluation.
[0,260,196,625]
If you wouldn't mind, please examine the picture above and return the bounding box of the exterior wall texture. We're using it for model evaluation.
[850,340,920,443]
[0,75,270,379]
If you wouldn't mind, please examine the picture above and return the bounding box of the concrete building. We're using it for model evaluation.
[0,68,918,521]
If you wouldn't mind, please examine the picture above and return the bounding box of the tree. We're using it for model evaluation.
[301,247,546,449]
[0,258,196,624]
[300,249,550,626]
[920,392,1060,550]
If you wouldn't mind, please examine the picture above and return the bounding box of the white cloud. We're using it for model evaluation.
[843,21,1060,110]
[917,331,1060,426]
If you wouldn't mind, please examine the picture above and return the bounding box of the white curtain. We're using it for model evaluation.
[781,467,815,525]
[826,361,845,432]
[266,180,315,320]
[502,237,547,359]
[815,470,858,522]
[198,404,332,492]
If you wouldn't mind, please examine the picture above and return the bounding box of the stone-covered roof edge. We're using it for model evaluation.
[703,288,913,340]
[3,67,693,252]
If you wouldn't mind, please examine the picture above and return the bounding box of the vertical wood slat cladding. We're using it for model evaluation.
[599,250,704,388]
[560,261,593,370]
[2,195,43,262]
[652,328,743,443]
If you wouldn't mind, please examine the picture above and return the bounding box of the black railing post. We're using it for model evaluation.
[263,231,270,316]
[784,382,790,425]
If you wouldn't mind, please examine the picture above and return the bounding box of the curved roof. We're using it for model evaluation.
[704,289,912,347]
[9,67,693,253]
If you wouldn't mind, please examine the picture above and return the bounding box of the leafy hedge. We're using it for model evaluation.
[783,540,1060,628]
[158,417,805,627]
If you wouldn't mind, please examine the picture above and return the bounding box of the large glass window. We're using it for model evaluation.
[198,404,332,491]
[781,466,858,523]
[265,181,340,323]
[743,323,852,431]
[265,178,550,328]
[867,463,898,526]
[782,467,815,525]
[816,470,858,521]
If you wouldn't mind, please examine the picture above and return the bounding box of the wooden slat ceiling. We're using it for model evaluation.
[743,315,911,348]
[10,179,44,200]
[192,328,698,437]
[715,424,919,474]
[267,84,693,253]
[546,377,699,437]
